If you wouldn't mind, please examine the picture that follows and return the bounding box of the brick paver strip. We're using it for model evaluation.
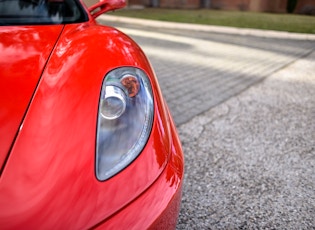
[99,17,315,125]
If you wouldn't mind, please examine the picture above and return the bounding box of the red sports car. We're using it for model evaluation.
[0,0,184,229]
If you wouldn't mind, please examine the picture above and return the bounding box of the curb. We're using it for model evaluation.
[99,14,315,40]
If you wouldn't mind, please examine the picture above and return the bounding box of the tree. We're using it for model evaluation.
[287,0,298,13]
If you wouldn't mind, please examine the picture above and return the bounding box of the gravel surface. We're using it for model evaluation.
[177,51,315,229]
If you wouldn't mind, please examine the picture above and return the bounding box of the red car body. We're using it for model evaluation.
[0,0,184,229]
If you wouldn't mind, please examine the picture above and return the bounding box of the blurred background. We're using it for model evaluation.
[84,0,315,15]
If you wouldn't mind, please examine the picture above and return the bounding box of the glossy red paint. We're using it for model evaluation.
[96,121,183,229]
[0,25,64,170]
[0,1,184,229]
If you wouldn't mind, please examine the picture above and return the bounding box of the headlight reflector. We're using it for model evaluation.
[96,67,154,181]
[100,85,127,120]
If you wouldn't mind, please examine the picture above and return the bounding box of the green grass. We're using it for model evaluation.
[109,8,315,34]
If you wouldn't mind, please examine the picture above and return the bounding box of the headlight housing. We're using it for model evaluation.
[96,67,154,181]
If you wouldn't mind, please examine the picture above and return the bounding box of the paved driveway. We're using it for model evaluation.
[100,16,315,229]
[100,16,315,125]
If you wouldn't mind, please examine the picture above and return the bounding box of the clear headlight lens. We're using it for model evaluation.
[96,67,154,181]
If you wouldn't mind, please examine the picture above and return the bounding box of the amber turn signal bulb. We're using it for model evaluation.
[121,75,140,97]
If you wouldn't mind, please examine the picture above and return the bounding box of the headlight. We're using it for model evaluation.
[96,67,154,181]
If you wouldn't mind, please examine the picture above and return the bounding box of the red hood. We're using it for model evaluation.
[0,25,64,171]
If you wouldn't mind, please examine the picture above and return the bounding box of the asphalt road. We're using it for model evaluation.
[100,16,315,229]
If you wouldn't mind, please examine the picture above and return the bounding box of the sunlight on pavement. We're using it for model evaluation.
[118,27,290,76]
[115,26,314,125]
